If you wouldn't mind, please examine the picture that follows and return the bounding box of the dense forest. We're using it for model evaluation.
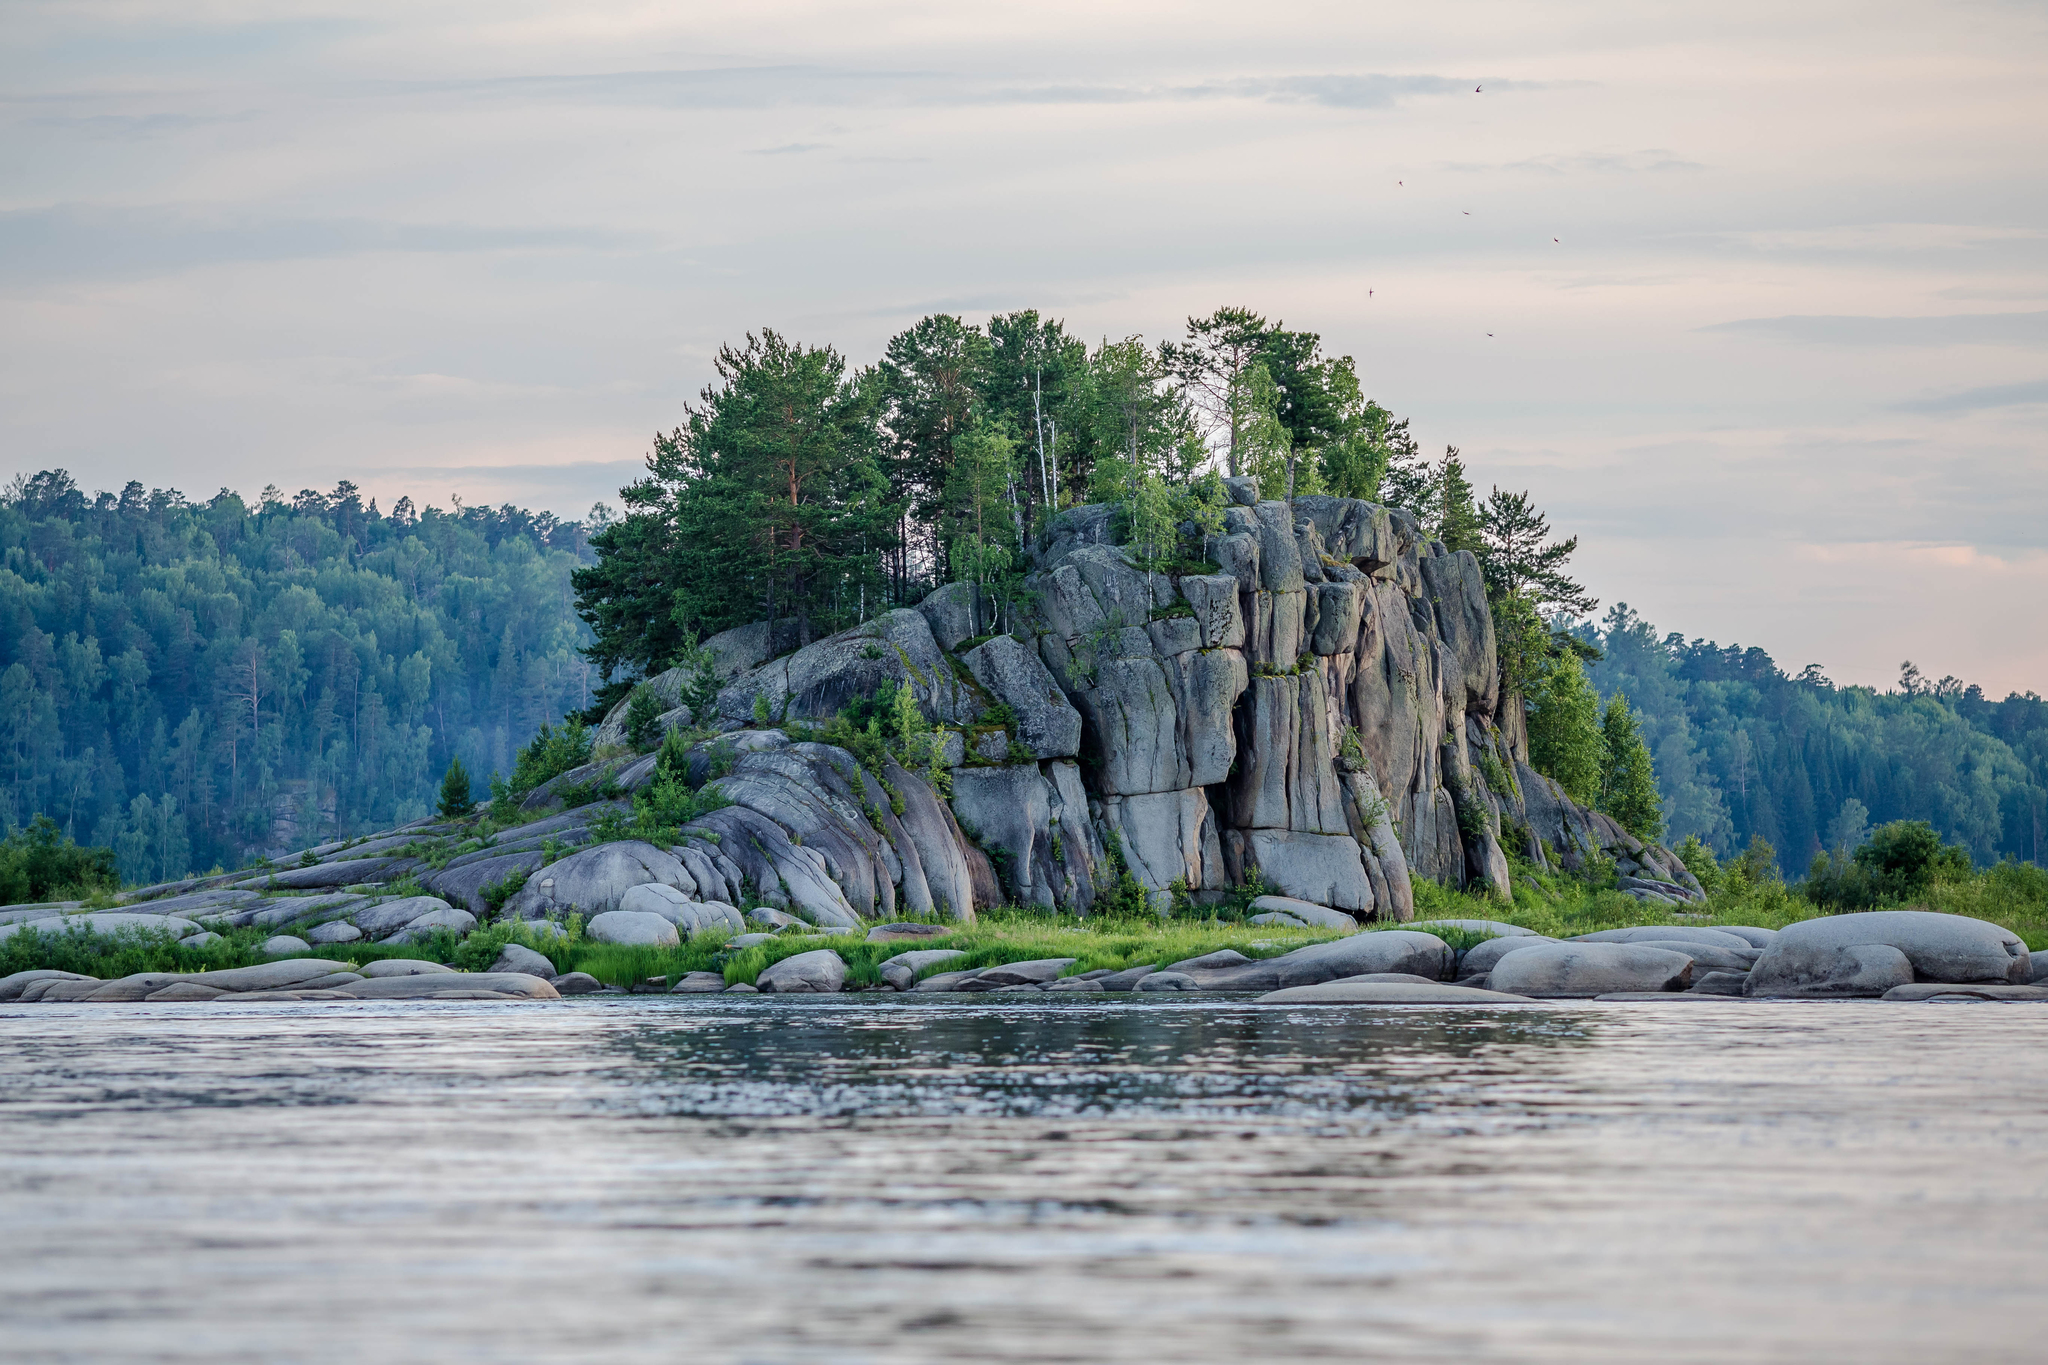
[1579,606,2047,872]
[4,307,2042,887]
[0,473,597,882]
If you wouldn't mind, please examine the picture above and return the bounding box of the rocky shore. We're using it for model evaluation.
[6,908,2040,1007]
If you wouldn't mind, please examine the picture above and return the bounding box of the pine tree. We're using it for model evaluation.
[1527,649,1602,806]
[436,755,473,819]
[1434,447,1482,554]
[1599,691,1664,839]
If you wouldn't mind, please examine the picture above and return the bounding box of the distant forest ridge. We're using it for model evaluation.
[1577,604,2045,872]
[3,462,2042,882]
[0,470,598,883]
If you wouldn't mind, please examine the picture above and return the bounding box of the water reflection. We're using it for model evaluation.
[1,997,2042,1364]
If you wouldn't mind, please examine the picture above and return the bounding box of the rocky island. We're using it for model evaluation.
[4,485,2040,1005]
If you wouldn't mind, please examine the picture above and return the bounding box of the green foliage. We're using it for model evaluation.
[436,756,473,820]
[1806,819,1975,911]
[624,686,667,751]
[496,718,594,814]
[752,693,772,727]
[1527,649,1603,806]
[1599,692,1664,840]
[1675,834,1722,893]
[0,816,118,904]
[1580,602,2048,872]
[0,472,593,876]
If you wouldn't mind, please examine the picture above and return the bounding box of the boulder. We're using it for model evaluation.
[878,949,968,990]
[961,635,1082,759]
[384,906,478,943]
[354,896,461,938]
[1881,983,2048,1002]
[584,911,682,947]
[618,883,746,935]
[1229,829,1375,913]
[359,959,457,978]
[305,921,362,945]
[1747,911,2030,998]
[1455,935,1557,980]
[260,935,311,957]
[1621,939,1759,974]
[1488,942,1694,997]
[147,982,227,1001]
[1249,912,1309,927]
[716,609,978,727]
[0,911,204,941]
[1178,931,1454,991]
[913,969,984,992]
[1136,972,1200,991]
[1248,896,1358,930]
[1711,926,1780,949]
[0,969,92,1002]
[756,949,848,994]
[179,932,222,948]
[489,944,559,979]
[973,957,1076,986]
[1260,979,1537,1004]
[749,908,804,928]
[669,971,728,993]
[337,973,560,1001]
[552,972,605,995]
[1047,976,1104,992]
[502,842,693,920]
[1689,971,1752,997]
[1575,926,1756,952]
[866,923,953,943]
[1408,919,1540,938]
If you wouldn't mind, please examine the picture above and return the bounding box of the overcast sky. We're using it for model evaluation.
[4,1,2044,694]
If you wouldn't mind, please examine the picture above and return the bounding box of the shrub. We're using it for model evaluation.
[624,685,667,750]
[0,817,118,904]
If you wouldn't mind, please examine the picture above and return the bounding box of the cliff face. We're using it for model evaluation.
[593,479,1702,923]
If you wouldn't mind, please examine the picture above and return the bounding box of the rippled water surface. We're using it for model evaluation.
[2,996,2043,1363]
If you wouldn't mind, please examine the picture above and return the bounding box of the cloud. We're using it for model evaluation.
[1701,311,2048,347]
[400,66,1483,112]
[1453,149,1704,175]
[0,205,633,284]
[748,142,830,154]
[1894,379,2048,413]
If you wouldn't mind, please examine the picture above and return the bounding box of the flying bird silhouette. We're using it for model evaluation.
[1462,211,1471,215]
[1475,85,1483,93]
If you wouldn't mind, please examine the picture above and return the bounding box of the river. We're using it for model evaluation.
[1,996,2041,1362]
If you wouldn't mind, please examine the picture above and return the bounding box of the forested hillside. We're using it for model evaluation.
[1579,606,2047,871]
[3,307,2042,888]
[0,473,597,882]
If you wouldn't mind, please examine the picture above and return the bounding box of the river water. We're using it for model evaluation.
[1,996,2042,1363]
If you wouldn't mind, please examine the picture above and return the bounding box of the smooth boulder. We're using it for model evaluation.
[1455,934,1557,980]
[756,949,848,994]
[1746,911,2029,998]
[503,841,692,920]
[878,949,968,990]
[489,944,559,979]
[1177,931,1455,991]
[1488,942,1694,997]
[1575,926,1756,952]
[305,921,362,945]
[1248,896,1359,929]
[1260,979,1537,1004]
[583,911,682,948]
[260,935,311,957]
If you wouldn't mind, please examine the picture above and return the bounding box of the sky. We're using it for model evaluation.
[3,0,2045,695]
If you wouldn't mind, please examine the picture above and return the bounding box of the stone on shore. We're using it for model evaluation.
[973,958,1076,986]
[260,935,311,957]
[866,923,954,943]
[1248,896,1359,929]
[756,949,848,994]
[359,959,456,977]
[1175,931,1455,991]
[1408,919,1539,939]
[353,897,461,939]
[1046,977,1104,992]
[618,883,746,935]
[1575,926,1757,952]
[337,972,560,1000]
[1137,972,1200,991]
[1260,978,1537,1004]
[1095,964,1159,991]
[670,971,728,993]
[1456,935,1557,979]
[489,944,558,979]
[551,972,605,994]
[1487,942,1695,997]
[878,949,968,990]
[0,969,92,1001]
[383,906,478,943]
[502,841,692,920]
[1747,910,2029,998]
[584,910,682,947]
[1880,983,2048,1002]
[305,921,362,945]
[1620,939,1760,974]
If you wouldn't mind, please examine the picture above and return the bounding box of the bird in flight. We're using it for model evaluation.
[1475,85,1483,93]
[1462,211,1471,215]
[1553,237,1559,242]
[1486,332,1494,337]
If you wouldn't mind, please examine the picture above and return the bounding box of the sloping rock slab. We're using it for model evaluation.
[1881,983,2048,1002]
[1407,919,1540,939]
[246,857,419,890]
[422,851,547,914]
[878,949,968,990]
[1748,911,2029,998]
[1249,896,1358,929]
[1489,943,1694,997]
[1182,931,1454,992]
[1456,935,1557,980]
[1575,926,1756,951]
[502,841,692,920]
[1261,979,1536,1004]
[336,973,560,1000]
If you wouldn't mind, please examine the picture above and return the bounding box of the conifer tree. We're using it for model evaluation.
[1599,691,1664,839]
[436,755,473,819]
[1527,649,1603,805]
